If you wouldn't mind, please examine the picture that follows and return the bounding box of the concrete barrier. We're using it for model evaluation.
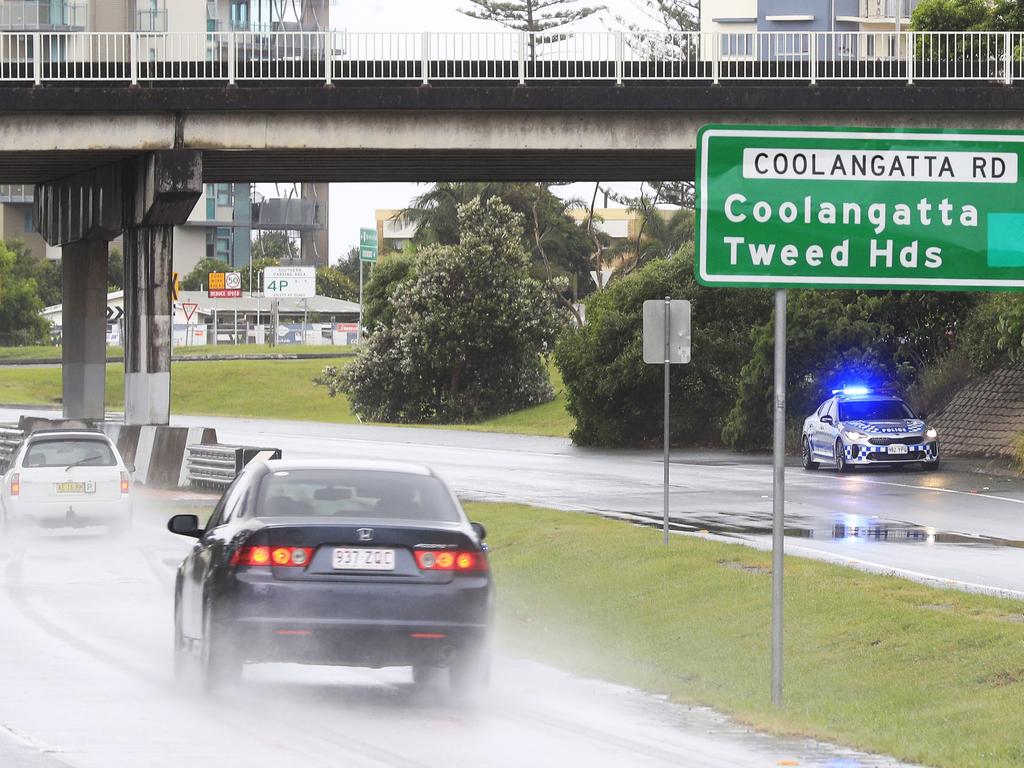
[102,424,217,488]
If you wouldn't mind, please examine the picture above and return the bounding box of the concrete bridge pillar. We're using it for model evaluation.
[121,151,202,426]
[36,151,202,426]
[60,240,108,420]
[122,226,173,425]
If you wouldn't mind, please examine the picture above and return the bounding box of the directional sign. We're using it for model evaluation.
[697,125,1024,291]
[359,227,378,263]
[264,266,316,298]
[171,272,180,302]
[105,306,123,324]
[182,302,199,322]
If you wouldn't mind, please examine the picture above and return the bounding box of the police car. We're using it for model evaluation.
[801,388,939,473]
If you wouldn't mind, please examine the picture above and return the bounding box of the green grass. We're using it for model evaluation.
[0,344,351,360]
[0,357,574,438]
[466,502,1024,768]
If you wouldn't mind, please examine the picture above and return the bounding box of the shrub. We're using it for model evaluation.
[554,248,772,447]
[316,198,561,423]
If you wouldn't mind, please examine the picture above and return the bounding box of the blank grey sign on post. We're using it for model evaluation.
[642,300,691,364]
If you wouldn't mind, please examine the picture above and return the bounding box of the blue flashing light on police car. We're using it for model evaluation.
[801,387,939,473]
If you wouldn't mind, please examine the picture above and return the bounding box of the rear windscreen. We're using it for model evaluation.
[256,469,461,522]
[24,438,116,468]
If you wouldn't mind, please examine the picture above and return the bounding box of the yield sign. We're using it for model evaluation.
[182,302,199,322]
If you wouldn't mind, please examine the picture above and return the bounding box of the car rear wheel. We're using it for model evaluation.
[801,437,819,470]
[449,643,491,696]
[835,440,852,474]
[200,609,242,694]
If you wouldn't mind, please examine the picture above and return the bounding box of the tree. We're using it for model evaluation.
[721,291,974,451]
[361,252,417,333]
[554,247,772,447]
[179,258,231,291]
[108,246,124,292]
[0,241,50,345]
[315,198,561,424]
[459,0,605,62]
[315,265,358,301]
[402,182,593,299]
[910,0,991,30]
[251,231,298,263]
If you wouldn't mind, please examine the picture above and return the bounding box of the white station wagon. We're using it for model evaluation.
[1,430,133,533]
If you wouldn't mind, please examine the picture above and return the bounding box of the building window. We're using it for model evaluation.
[215,227,231,262]
[23,208,33,232]
[206,184,216,220]
[216,184,232,207]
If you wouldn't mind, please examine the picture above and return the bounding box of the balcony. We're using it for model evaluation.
[135,8,167,33]
[252,198,324,232]
[860,0,919,20]
[0,1,88,31]
[0,184,33,204]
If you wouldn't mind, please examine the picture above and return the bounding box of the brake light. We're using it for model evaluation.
[414,549,487,572]
[230,545,312,567]
[10,473,19,496]
[120,471,130,494]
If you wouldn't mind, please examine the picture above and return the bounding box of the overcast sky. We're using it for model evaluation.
[307,0,669,262]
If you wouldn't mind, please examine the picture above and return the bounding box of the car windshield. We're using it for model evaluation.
[255,469,462,522]
[839,400,915,422]
[23,438,116,468]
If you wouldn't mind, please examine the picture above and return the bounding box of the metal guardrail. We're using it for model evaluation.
[185,444,281,489]
[0,30,1019,85]
[0,426,25,473]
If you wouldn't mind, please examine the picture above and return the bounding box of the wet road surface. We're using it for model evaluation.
[0,521,920,768]
[135,413,1024,597]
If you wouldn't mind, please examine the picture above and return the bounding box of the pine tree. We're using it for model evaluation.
[459,0,605,62]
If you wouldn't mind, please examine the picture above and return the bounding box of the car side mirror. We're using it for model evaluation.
[168,514,203,538]
[820,415,834,425]
[471,521,487,541]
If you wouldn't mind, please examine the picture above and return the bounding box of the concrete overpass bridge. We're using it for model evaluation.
[3,29,1023,425]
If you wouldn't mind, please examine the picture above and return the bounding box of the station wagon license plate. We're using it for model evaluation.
[332,548,395,571]
[55,481,95,494]
[887,444,909,455]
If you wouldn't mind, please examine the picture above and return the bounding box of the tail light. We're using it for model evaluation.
[230,546,313,567]
[10,473,19,496]
[414,549,488,572]
[120,471,130,494]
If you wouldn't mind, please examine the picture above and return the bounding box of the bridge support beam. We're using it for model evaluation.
[61,241,108,421]
[36,150,202,426]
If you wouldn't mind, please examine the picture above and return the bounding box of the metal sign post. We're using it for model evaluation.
[771,289,787,707]
[643,299,692,545]
[358,227,379,343]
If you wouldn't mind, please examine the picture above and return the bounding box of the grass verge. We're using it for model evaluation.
[466,501,1024,768]
[0,357,574,438]
[0,344,352,361]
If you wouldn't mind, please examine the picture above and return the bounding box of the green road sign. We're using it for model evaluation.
[697,126,1024,291]
[359,227,378,262]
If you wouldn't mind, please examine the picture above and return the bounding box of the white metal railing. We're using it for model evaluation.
[0,30,1020,85]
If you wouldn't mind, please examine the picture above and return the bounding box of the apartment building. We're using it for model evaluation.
[0,0,331,272]
[701,0,921,58]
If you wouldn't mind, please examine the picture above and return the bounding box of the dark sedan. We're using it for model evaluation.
[167,459,493,693]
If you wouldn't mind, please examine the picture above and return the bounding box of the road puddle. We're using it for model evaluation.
[627,513,1024,550]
